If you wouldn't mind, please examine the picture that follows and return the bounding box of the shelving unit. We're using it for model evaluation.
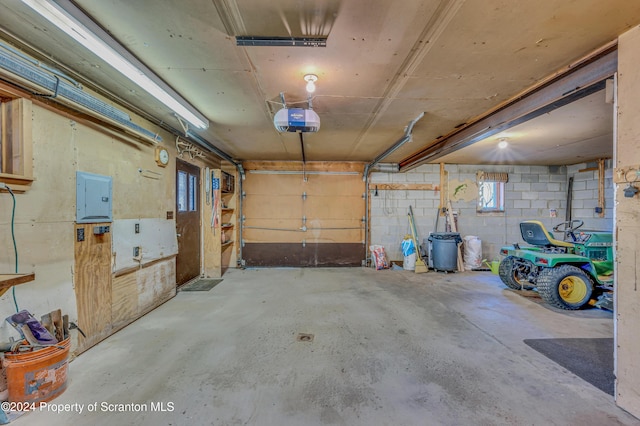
[220,169,237,272]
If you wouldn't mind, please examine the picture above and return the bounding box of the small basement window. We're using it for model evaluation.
[477,171,508,213]
[1,91,34,191]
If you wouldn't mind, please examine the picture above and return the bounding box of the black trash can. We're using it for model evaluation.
[428,232,462,272]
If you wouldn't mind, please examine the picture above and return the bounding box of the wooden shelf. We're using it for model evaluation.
[219,168,237,274]
[0,273,35,292]
[221,171,235,193]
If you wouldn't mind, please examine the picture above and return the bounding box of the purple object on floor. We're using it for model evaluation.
[6,309,58,345]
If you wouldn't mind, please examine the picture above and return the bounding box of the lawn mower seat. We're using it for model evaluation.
[519,220,574,249]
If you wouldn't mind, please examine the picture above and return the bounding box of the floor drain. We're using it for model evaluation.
[297,333,314,342]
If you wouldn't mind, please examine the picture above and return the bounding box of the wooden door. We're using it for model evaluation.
[176,160,201,285]
[74,222,112,354]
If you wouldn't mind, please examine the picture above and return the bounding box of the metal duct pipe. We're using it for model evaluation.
[370,162,399,173]
[362,112,424,265]
[363,112,425,179]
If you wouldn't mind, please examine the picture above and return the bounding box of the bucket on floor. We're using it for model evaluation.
[3,337,70,404]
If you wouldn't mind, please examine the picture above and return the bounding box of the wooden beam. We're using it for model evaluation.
[368,183,438,191]
[598,159,605,218]
[0,273,35,294]
[440,163,446,215]
[243,160,366,173]
[400,47,618,170]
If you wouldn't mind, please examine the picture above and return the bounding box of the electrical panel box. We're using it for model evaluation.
[76,171,113,223]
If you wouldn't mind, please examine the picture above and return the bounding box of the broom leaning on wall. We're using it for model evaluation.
[408,206,428,274]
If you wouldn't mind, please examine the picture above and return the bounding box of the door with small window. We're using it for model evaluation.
[176,160,200,286]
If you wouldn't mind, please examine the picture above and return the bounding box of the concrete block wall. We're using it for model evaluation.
[370,165,441,261]
[369,163,608,262]
[566,160,613,231]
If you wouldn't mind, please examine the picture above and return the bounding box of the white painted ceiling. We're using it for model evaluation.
[0,0,637,165]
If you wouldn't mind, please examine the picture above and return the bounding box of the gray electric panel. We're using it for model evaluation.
[76,171,113,223]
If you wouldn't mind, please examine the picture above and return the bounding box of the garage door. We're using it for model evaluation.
[242,163,365,267]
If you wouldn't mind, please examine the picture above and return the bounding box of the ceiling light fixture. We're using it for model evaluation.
[236,36,327,47]
[304,74,318,93]
[20,0,209,130]
[498,138,509,149]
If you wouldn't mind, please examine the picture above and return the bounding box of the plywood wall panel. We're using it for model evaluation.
[74,222,112,354]
[0,99,185,352]
[137,260,175,312]
[112,273,137,326]
[614,25,640,418]
[112,259,176,329]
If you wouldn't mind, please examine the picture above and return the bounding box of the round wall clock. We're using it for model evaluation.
[155,147,170,167]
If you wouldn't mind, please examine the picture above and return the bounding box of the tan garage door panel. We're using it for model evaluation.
[242,168,365,266]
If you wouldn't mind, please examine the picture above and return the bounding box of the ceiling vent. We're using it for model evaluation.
[274,108,320,133]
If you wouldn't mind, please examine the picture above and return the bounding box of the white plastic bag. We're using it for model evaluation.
[401,236,415,256]
[463,235,482,270]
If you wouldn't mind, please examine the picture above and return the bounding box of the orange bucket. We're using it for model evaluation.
[3,338,70,403]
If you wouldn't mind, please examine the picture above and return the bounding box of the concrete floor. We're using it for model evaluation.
[13,268,637,425]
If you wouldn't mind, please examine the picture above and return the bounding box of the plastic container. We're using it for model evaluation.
[483,259,501,274]
[3,338,70,403]
[403,253,416,270]
[428,232,462,272]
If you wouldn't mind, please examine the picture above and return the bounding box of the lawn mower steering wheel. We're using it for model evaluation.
[553,220,584,241]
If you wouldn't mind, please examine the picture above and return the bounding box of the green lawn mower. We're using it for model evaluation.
[499,220,614,310]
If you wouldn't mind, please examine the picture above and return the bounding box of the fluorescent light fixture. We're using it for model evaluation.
[304,74,317,93]
[236,36,327,47]
[20,0,209,129]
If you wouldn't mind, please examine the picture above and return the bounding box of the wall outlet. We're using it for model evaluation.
[133,246,141,257]
[135,223,140,234]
